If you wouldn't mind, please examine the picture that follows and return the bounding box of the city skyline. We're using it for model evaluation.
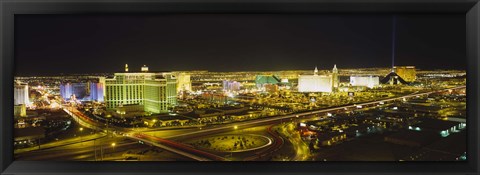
[13,65,467,162]
[15,14,465,75]
[13,14,467,162]
[12,66,466,77]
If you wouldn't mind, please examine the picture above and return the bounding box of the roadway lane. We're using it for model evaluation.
[15,138,135,161]
[148,86,466,141]
[128,133,227,161]
[243,125,284,161]
[63,107,218,161]
[61,86,464,161]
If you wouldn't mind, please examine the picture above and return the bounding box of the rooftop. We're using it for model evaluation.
[14,127,45,139]
[385,130,439,145]
[316,132,345,140]
[412,118,460,131]
[255,75,281,84]
[380,72,408,84]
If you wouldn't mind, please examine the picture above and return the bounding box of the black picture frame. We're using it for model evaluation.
[1,0,479,174]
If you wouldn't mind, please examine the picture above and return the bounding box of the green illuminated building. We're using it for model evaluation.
[105,68,177,114]
[255,75,281,89]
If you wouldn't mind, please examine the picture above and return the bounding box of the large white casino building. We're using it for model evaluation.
[298,65,338,93]
[14,82,31,106]
[298,75,332,92]
[349,76,380,88]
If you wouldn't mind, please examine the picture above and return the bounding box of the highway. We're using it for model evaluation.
[63,107,104,131]
[63,86,465,161]
[150,86,466,140]
[128,133,226,161]
[243,125,284,161]
[15,137,136,161]
[63,105,225,161]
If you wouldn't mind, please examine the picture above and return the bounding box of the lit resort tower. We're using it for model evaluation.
[298,67,332,93]
[175,72,192,93]
[60,81,104,102]
[105,65,177,114]
[380,16,410,85]
[141,65,149,72]
[14,81,29,117]
[14,82,30,106]
[332,64,339,90]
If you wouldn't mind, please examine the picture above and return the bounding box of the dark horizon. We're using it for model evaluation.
[13,66,467,77]
[15,14,466,75]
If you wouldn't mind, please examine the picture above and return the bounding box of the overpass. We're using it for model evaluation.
[159,86,466,140]
[128,133,226,161]
[63,106,226,161]
[65,86,465,161]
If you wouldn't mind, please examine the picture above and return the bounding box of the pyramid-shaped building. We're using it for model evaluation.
[380,72,408,85]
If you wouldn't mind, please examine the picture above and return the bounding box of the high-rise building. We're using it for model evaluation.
[141,65,149,72]
[99,77,106,98]
[60,83,72,100]
[332,64,339,90]
[349,76,380,88]
[60,83,88,100]
[14,83,30,106]
[298,67,333,93]
[298,75,332,93]
[105,67,177,114]
[175,73,192,93]
[393,66,416,82]
[222,80,242,91]
[89,82,104,102]
[60,79,105,102]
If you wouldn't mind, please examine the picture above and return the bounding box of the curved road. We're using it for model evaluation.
[65,86,465,161]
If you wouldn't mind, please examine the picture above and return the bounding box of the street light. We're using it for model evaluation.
[93,139,97,161]
[106,114,111,137]
[111,142,116,154]
[79,127,84,144]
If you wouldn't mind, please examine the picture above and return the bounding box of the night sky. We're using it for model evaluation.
[15,14,466,75]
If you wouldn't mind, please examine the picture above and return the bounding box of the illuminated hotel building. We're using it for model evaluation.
[255,75,281,89]
[14,82,30,106]
[14,82,29,117]
[349,76,380,88]
[60,81,104,101]
[60,83,85,100]
[223,80,242,91]
[99,77,106,99]
[141,65,149,72]
[393,66,416,82]
[175,73,192,93]
[105,65,177,114]
[89,82,104,102]
[298,67,333,93]
[332,64,339,90]
[298,75,332,92]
